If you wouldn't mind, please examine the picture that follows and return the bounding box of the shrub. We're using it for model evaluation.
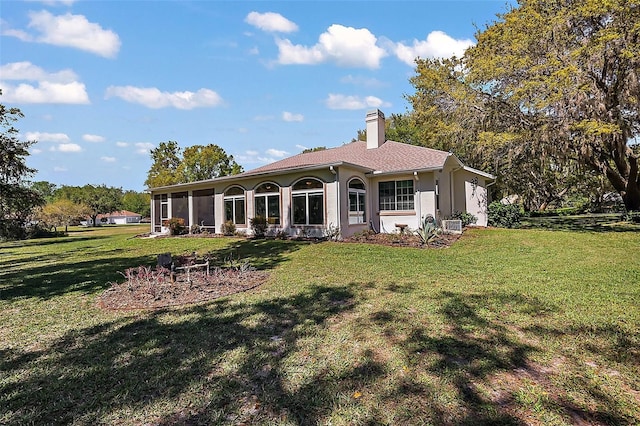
[250,215,268,238]
[451,211,478,227]
[416,215,441,245]
[488,201,521,228]
[220,220,236,236]
[163,217,186,235]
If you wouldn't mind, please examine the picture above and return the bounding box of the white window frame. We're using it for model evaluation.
[224,186,246,226]
[254,182,281,225]
[292,178,324,226]
[348,178,366,224]
[379,179,415,211]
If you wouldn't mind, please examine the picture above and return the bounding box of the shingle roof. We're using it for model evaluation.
[244,140,450,176]
[96,210,142,219]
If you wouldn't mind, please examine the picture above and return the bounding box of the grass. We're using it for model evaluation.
[1,225,639,425]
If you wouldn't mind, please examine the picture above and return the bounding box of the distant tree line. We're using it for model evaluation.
[31,183,151,232]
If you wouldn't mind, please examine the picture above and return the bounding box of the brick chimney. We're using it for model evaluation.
[366,109,385,149]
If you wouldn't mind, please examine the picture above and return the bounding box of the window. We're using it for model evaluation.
[193,189,214,227]
[378,180,414,211]
[224,186,245,225]
[160,193,168,221]
[171,192,189,226]
[348,178,366,224]
[292,178,324,225]
[254,183,280,225]
[153,195,163,232]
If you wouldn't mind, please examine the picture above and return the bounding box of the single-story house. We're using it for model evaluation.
[148,110,495,238]
[85,210,143,226]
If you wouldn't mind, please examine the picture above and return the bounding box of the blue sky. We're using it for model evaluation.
[1,0,509,191]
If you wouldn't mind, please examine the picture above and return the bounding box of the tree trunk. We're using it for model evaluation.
[623,181,640,211]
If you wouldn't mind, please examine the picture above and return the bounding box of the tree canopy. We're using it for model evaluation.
[54,184,123,226]
[121,190,151,218]
[145,142,242,188]
[404,0,640,211]
[0,93,44,240]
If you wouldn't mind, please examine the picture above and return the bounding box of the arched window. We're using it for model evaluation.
[254,182,280,225]
[224,186,245,225]
[292,178,324,225]
[348,178,366,224]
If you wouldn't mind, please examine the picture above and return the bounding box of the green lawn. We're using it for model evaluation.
[1,225,639,425]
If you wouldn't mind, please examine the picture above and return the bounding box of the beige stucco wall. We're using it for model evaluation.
[149,160,491,236]
[453,169,489,226]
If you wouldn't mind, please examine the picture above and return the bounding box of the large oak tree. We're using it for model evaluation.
[407,0,640,210]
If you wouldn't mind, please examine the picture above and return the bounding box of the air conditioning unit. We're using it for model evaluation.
[442,219,463,234]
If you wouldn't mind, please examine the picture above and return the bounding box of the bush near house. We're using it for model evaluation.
[163,217,186,235]
[450,211,478,227]
[250,216,268,238]
[220,220,236,236]
[488,201,521,228]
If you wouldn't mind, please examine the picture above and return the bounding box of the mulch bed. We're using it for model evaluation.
[342,231,461,248]
[97,267,269,311]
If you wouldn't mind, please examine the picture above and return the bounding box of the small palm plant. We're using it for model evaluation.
[416,215,440,246]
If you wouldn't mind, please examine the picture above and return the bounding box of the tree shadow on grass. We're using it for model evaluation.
[208,238,311,270]
[520,214,640,233]
[0,284,362,425]
[0,254,156,300]
[0,238,308,301]
[378,290,637,425]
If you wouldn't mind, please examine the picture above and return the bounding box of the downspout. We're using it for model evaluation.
[414,171,421,222]
[330,166,339,237]
[450,167,461,215]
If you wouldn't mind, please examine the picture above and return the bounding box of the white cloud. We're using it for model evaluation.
[24,131,70,142]
[392,30,474,65]
[295,144,308,151]
[53,166,68,172]
[56,143,82,152]
[0,61,78,83]
[101,156,116,162]
[135,142,154,154]
[0,81,90,104]
[31,148,43,154]
[105,86,223,109]
[83,134,105,143]
[282,111,304,122]
[276,24,386,68]
[0,62,89,104]
[325,93,390,110]
[236,148,288,165]
[6,10,121,58]
[266,148,288,157]
[245,12,298,33]
[115,141,129,147]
